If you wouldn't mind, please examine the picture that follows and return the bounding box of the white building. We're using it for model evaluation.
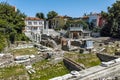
[88,13,101,27]
[24,17,44,43]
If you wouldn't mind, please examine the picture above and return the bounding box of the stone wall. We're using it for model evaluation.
[63,58,85,71]
[96,53,118,62]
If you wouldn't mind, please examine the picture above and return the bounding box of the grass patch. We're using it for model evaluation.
[102,42,120,55]
[0,65,26,79]
[105,47,116,55]
[30,60,70,80]
[9,48,38,56]
[64,52,101,68]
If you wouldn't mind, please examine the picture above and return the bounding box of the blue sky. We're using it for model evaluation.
[0,0,116,17]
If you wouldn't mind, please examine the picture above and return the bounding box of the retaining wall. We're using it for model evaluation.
[96,53,118,62]
[63,58,85,71]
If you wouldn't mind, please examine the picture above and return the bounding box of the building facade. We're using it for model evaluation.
[49,15,71,29]
[24,17,44,43]
[68,27,91,39]
[67,24,91,39]
[88,13,100,27]
[83,13,105,28]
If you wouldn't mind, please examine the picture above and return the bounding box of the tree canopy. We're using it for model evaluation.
[47,11,58,19]
[64,19,88,30]
[36,12,45,19]
[101,1,120,38]
[0,2,28,51]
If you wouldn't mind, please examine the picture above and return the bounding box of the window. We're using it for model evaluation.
[34,22,37,25]
[92,19,97,22]
[28,22,32,25]
[34,27,37,30]
[39,22,42,25]
[28,26,31,30]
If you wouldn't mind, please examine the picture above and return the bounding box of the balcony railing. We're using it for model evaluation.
[69,27,83,31]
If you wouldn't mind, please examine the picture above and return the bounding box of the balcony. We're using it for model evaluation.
[69,27,83,32]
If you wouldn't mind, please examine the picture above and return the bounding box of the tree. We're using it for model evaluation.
[47,11,58,19]
[101,1,120,38]
[83,13,87,16]
[0,2,26,34]
[9,31,16,44]
[0,2,28,51]
[36,12,45,19]
[64,19,88,30]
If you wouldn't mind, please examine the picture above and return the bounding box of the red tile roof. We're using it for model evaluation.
[82,16,89,19]
[54,15,71,19]
[25,17,43,20]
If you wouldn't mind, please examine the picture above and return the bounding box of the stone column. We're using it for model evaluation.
[37,34,41,43]
[33,34,35,42]
[81,32,83,38]
[69,32,70,38]
[36,34,38,43]
[67,40,71,49]
[31,32,33,41]
[46,21,48,30]
[35,34,37,42]
[31,33,33,41]
[45,21,49,35]
[37,34,39,43]
[39,34,41,42]
[89,33,91,37]
[71,33,73,39]
[77,32,80,39]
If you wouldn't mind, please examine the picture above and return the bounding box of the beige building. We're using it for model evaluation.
[50,16,71,29]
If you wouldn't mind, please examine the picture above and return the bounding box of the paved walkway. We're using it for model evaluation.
[72,61,120,80]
